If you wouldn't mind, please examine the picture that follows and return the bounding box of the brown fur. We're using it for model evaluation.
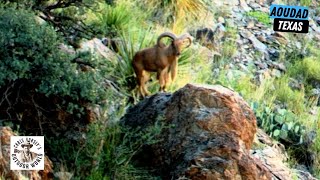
[132,32,192,97]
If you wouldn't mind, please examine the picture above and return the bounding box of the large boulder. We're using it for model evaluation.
[121,84,272,179]
[0,127,54,180]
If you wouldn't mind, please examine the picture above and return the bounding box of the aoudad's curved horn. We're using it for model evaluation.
[157,32,177,47]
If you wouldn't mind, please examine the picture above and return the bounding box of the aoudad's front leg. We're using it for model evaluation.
[158,67,168,92]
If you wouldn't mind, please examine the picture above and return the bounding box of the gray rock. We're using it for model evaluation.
[255,0,273,5]
[256,69,272,79]
[214,23,226,39]
[226,19,236,28]
[232,6,242,13]
[271,69,282,78]
[294,160,319,180]
[268,48,280,60]
[296,41,302,50]
[271,62,286,72]
[238,63,250,72]
[58,44,76,55]
[240,30,268,55]
[249,2,262,9]
[254,61,268,69]
[247,20,255,29]
[224,0,239,6]
[218,16,225,24]
[310,20,320,34]
[260,7,269,13]
[252,129,293,180]
[257,35,267,43]
[315,17,320,26]
[240,0,252,12]
[232,11,244,21]
[272,0,282,4]
[255,23,267,28]
[310,89,320,96]
[79,38,120,61]
[289,78,304,90]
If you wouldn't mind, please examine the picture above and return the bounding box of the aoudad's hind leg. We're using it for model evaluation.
[142,71,150,96]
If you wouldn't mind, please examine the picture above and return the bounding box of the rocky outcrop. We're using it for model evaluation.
[253,129,318,180]
[121,84,272,179]
[79,38,120,61]
[0,127,54,180]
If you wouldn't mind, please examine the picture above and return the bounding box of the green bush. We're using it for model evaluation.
[0,7,107,106]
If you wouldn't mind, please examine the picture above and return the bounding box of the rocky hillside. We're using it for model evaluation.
[195,0,320,83]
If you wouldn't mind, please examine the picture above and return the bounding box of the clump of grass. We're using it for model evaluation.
[214,69,306,115]
[136,0,208,25]
[300,0,312,6]
[313,126,320,178]
[100,4,131,30]
[221,40,237,58]
[47,92,162,179]
[212,27,238,68]
[246,11,271,25]
[87,1,148,37]
[289,57,320,82]
[86,3,131,37]
[215,69,255,97]
[169,46,213,90]
[272,76,306,114]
